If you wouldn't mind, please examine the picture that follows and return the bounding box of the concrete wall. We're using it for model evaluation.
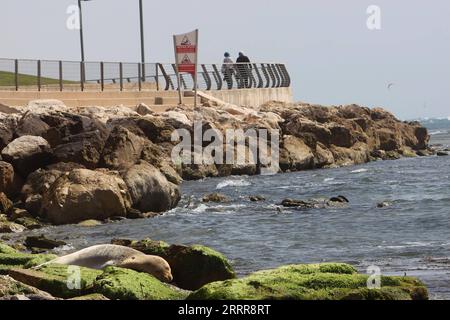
[207,87,293,107]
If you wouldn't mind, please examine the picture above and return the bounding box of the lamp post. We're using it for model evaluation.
[139,0,146,81]
[78,0,92,83]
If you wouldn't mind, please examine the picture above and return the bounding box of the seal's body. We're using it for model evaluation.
[40,244,173,283]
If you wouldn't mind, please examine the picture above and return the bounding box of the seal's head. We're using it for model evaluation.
[119,255,173,283]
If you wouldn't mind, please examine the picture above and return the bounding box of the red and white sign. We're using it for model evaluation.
[174,29,198,76]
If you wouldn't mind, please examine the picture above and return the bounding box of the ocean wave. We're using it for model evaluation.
[324,178,335,182]
[192,204,208,213]
[216,179,251,190]
[429,130,448,136]
[351,168,368,173]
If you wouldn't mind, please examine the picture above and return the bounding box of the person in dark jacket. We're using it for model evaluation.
[236,52,251,88]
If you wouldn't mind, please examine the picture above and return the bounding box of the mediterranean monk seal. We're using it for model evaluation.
[36,244,173,283]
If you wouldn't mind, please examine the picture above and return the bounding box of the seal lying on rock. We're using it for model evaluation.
[36,244,173,283]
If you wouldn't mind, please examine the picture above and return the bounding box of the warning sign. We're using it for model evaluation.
[174,29,198,76]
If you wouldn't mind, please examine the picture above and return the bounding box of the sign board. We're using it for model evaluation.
[174,29,198,76]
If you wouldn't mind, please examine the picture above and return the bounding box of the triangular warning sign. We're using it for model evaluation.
[181,54,192,64]
[181,36,191,46]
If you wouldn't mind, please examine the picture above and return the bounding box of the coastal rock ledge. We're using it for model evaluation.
[0,241,428,300]
[0,100,430,225]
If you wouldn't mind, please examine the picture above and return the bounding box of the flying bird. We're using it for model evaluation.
[387,83,395,90]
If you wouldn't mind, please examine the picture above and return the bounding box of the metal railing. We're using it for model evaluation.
[0,58,290,92]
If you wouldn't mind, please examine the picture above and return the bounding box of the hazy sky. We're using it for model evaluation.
[1,0,449,119]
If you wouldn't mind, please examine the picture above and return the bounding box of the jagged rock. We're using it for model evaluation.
[53,131,106,169]
[77,220,103,227]
[328,195,349,203]
[0,221,26,234]
[377,202,392,208]
[0,162,15,196]
[280,135,314,171]
[100,126,145,170]
[121,161,180,213]
[437,151,449,157]
[24,235,66,250]
[249,195,266,202]
[0,193,13,215]
[202,193,229,203]
[136,103,154,116]
[1,136,52,177]
[41,169,131,225]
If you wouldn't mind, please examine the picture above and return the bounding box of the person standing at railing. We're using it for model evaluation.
[221,52,235,90]
[236,52,251,88]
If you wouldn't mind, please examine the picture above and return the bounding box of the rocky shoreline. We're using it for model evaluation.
[0,99,433,300]
[0,99,431,229]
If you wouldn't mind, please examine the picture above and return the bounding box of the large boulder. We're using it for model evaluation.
[284,117,332,146]
[111,239,236,291]
[1,136,52,177]
[52,131,106,169]
[188,263,428,300]
[280,135,315,171]
[0,162,16,196]
[100,126,145,170]
[41,169,131,225]
[122,161,180,213]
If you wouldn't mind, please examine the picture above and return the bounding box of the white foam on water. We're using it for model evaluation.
[216,179,251,190]
[351,168,368,173]
[192,204,208,213]
[324,178,335,182]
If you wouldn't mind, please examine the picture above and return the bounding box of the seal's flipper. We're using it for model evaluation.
[100,260,117,269]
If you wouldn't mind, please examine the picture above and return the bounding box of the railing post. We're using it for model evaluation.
[119,62,123,91]
[37,60,41,92]
[138,63,142,92]
[59,61,63,92]
[201,64,212,91]
[14,59,18,91]
[212,64,223,90]
[155,64,159,91]
[100,62,104,92]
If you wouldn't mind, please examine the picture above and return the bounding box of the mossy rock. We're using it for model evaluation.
[0,275,44,297]
[188,263,428,300]
[0,252,57,275]
[92,267,189,300]
[8,264,102,299]
[69,293,110,300]
[112,239,236,291]
[0,243,18,254]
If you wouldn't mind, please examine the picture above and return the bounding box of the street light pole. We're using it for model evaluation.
[139,0,146,82]
[78,0,86,63]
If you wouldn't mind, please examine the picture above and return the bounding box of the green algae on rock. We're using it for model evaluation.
[69,293,110,300]
[0,249,57,275]
[0,275,46,297]
[188,263,428,300]
[111,238,236,290]
[0,242,18,254]
[92,267,189,300]
[7,264,102,299]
